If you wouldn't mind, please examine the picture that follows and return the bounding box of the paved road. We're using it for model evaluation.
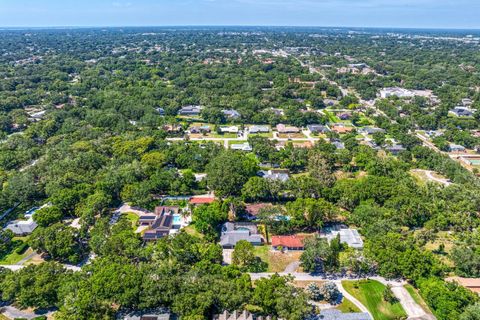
[1,306,54,320]
[0,264,81,272]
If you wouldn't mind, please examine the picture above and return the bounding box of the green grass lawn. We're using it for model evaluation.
[228,140,248,145]
[0,247,33,265]
[253,245,270,263]
[342,280,407,320]
[208,133,238,138]
[122,212,139,230]
[336,297,362,313]
[248,133,273,138]
[404,284,432,314]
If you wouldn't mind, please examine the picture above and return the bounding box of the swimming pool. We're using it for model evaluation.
[173,214,182,225]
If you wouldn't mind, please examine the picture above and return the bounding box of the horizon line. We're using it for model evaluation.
[0,25,479,32]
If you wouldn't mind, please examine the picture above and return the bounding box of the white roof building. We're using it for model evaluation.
[231,142,252,152]
[220,126,239,133]
[324,227,364,249]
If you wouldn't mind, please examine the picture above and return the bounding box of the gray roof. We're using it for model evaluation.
[360,127,385,135]
[316,310,371,320]
[222,109,241,118]
[220,222,263,247]
[333,141,345,149]
[308,124,330,133]
[249,125,270,133]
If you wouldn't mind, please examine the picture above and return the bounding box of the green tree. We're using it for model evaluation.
[206,150,258,196]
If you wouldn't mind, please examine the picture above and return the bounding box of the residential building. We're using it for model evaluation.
[276,124,300,134]
[260,169,289,182]
[141,206,180,241]
[359,127,385,135]
[307,124,330,134]
[189,195,216,206]
[245,203,273,220]
[117,309,172,320]
[249,125,270,134]
[178,105,203,116]
[332,141,345,150]
[231,142,252,152]
[222,109,241,119]
[449,144,466,153]
[215,310,272,320]
[315,309,371,320]
[155,107,165,116]
[5,207,39,235]
[380,87,415,99]
[330,124,354,134]
[189,125,211,134]
[462,98,473,107]
[446,277,480,294]
[338,112,352,120]
[219,222,263,248]
[324,226,364,249]
[271,235,305,251]
[386,144,406,155]
[220,126,239,134]
[363,140,381,150]
[449,106,474,117]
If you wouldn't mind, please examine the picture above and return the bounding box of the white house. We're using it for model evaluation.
[231,142,252,152]
[220,126,239,134]
[5,207,40,235]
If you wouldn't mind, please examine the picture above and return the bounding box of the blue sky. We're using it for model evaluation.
[0,0,479,29]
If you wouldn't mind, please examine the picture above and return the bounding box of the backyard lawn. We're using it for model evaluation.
[122,212,139,230]
[342,280,407,320]
[336,297,362,313]
[253,246,302,273]
[0,247,34,265]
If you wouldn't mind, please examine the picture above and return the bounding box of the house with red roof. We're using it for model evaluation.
[271,235,305,251]
[189,195,216,205]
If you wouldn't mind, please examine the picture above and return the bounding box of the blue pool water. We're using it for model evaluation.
[173,214,182,224]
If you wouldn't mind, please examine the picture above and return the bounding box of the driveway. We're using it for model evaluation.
[250,273,435,320]
[1,306,54,320]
